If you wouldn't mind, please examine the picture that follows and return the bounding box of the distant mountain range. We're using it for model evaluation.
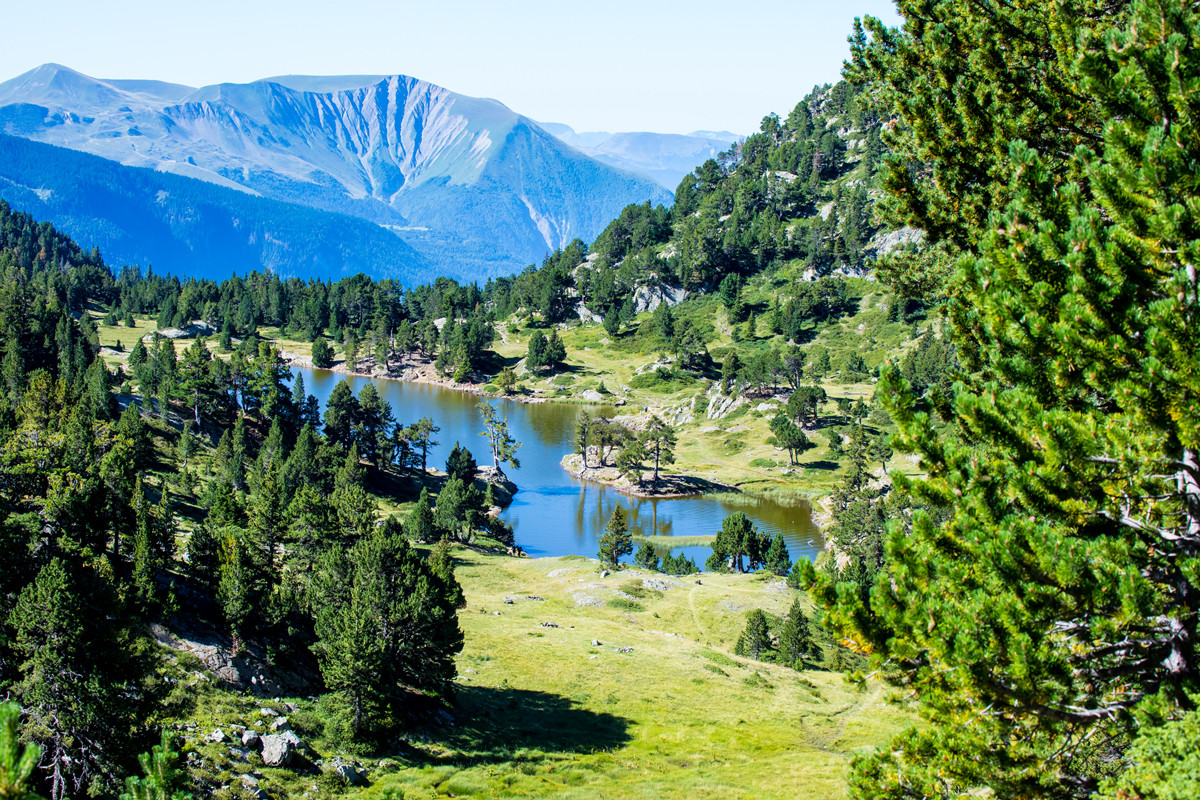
[539,123,741,190]
[0,133,433,284]
[0,64,679,283]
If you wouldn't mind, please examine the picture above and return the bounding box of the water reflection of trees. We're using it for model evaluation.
[292,368,828,560]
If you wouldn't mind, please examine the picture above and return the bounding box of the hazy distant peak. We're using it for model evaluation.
[687,130,743,142]
[535,122,742,189]
[0,63,123,110]
[258,74,391,94]
[101,79,195,102]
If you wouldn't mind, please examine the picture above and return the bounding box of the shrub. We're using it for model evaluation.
[607,597,644,612]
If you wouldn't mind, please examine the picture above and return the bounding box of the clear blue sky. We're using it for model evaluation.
[3,0,900,135]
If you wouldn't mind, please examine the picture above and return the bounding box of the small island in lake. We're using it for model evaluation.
[560,451,737,499]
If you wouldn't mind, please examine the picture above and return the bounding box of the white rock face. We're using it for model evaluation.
[706,394,746,420]
[632,284,688,314]
[574,302,603,324]
[867,226,925,257]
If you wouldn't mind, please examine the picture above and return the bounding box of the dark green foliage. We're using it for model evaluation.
[0,700,42,800]
[777,599,816,669]
[763,533,791,576]
[768,414,811,465]
[428,538,466,610]
[310,336,334,369]
[9,559,155,799]
[660,551,699,576]
[706,512,770,573]
[310,528,463,740]
[477,402,521,477]
[0,203,479,786]
[639,416,676,483]
[322,379,360,448]
[597,507,633,569]
[405,487,438,543]
[444,442,478,484]
[734,609,772,661]
[120,732,191,800]
[1097,708,1200,800]
[633,543,660,572]
[807,3,1200,798]
[435,475,470,540]
[543,330,567,371]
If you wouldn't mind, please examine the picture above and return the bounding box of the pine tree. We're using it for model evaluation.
[634,542,660,572]
[435,475,469,540]
[806,3,1200,797]
[764,532,791,576]
[734,609,772,661]
[615,438,646,485]
[310,528,463,739]
[409,417,440,473]
[10,560,149,800]
[444,442,478,484]
[544,330,567,370]
[310,336,334,369]
[0,701,42,800]
[217,532,253,651]
[706,511,768,573]
[639,416,676,484]
[120,732,191,800]
[405,487,438,543]
[322,379,360,449]
[428,538,466,609]
[356,383,394,465]
[596,507,633,569]
[721,351,741,394]
[777,598,815,669]
[525,329,547,372]
[575,410,593,467]
[477,402,521,477]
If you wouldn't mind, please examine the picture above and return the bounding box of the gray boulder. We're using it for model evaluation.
[260,734,294,767]
[333,763,367,786]
[241,730,261,750]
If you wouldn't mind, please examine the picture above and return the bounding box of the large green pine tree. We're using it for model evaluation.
[806,2,1200,797]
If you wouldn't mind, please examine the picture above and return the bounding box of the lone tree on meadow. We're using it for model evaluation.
[734,609,773,661]
[597,507,633,569]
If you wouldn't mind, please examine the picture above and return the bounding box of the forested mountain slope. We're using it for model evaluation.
[0,134,434,283]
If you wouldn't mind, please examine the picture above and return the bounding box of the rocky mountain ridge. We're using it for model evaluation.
[0,64,672,281]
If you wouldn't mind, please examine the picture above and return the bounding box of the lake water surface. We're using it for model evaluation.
[294,368,823,564]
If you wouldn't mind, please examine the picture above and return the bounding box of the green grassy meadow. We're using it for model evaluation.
[174,550,905,800]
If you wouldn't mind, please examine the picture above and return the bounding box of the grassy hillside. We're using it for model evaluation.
[172,549,907,800]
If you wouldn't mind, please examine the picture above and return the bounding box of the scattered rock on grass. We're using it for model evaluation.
[261,734,296,767]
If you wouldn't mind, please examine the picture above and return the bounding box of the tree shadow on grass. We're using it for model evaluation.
[408,686,633,766]
[801,460,842,471]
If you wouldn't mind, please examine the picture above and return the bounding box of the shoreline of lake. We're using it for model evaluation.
[282,350,629,408]
[291,366,826,561]
[560,452,741,500]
